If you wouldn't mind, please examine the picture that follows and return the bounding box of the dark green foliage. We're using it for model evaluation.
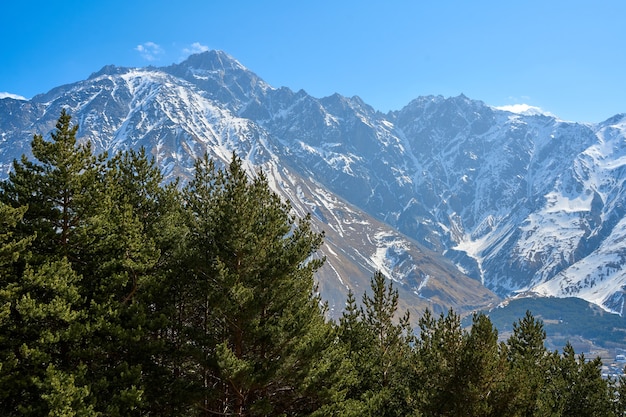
[106,149,190,416]
[456,313,507,417]
[503,310,553,417]
[0,201,95,415]
[359,272,414,416]
[1,108,107,264]
[180,153,329,416]
[324,272,415,417]
[0,259,94,416]
[0,111,149,415]
[507,310,547,357]
[414,309,468,416]
[0,203,32,269]
[554,344,614,417]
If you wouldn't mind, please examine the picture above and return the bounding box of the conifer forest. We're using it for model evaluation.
[2,110,626,416]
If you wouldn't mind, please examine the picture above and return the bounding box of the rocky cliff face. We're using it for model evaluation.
[3,50,626,315]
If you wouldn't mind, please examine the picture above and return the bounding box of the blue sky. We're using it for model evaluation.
[1,0,624,123]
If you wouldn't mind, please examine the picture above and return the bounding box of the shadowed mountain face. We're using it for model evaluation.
[3,50,626,316]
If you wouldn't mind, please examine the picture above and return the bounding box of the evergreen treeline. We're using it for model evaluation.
[1,110,625,416]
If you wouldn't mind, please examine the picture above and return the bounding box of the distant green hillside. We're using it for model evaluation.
[474,297,626,350]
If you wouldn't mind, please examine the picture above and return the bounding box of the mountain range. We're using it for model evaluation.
[2,50,626,320]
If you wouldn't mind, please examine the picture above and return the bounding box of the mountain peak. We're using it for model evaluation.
[88,64,132,79]
[600,113,626,127]
[163,50,272,111]
[172,50,245,73]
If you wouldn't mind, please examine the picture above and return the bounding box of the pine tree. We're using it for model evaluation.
[362,272,412,389]
[457,312,507,417]
[0,202,33,412]
[414,309,465,416]
[551,343,615,417]
[360,271,413,416]
[0,108,106,264]
[504,310,551,417]
[311,290,369,417]
[327,272,415,417]
[0,111,105,415]
[0,111,159,415]
[0,256,94,416]
[181,153,328,416]
[104,148,189,416]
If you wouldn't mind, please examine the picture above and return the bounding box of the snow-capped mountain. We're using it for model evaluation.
[1,49,625,316]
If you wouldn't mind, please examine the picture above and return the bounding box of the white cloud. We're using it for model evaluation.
[135,42,164,61]
[183,42,209,56]
[495,104,556,118]
[0,92,27,100]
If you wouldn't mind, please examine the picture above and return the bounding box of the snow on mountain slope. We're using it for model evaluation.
[0,52,498,319]
[529,114,626,312]
[273,166,497,317]
[3,50,626,316]
[256,89,626,313]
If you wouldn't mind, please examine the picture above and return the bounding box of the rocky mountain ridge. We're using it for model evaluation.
[2,50,625,316]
